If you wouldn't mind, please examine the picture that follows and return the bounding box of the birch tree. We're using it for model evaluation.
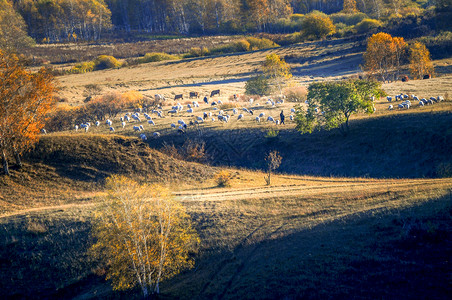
[90,175,199,297]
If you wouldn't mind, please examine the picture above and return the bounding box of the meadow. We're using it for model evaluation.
[1,36,451,299]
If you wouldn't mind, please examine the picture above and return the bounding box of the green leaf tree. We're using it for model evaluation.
[245,75,271,95]
[90,175,199,297]
[294,79,384,136]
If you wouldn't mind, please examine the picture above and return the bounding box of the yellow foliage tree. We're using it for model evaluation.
[409,42,434,79]
[363,32,407,82]
[301,13,336,40]
[90,175,199,297]
[262,53,292,95]
[0,50,56,175]
[343,0,358,14]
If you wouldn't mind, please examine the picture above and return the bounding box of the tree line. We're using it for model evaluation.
[2,0,449,44]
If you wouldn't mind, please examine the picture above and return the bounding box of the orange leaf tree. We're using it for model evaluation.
[363,32,407,82]
[0,50,56,175]
[409,41,434,79]
[90,175,199,297]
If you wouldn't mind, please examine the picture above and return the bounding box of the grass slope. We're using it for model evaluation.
[154,111,452,178]
[0,134,214,214]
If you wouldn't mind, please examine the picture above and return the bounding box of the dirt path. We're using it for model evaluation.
[2,178,451,220]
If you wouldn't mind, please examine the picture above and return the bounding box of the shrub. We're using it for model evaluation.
[245,76,271,96]
[93,55,122,70]
[301,13,336,39]
[187,47,209,57]
[265,128,279,139]
[137,52,179,63]
[330,12,368,26]
[283,86,308,102]
[355,18,383,34]
[70,61,95,74]
[214,170,232,187]
[246,37,279,50]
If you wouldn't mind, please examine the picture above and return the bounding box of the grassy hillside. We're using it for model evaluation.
[0,134,214,214]
[153,111,452,178]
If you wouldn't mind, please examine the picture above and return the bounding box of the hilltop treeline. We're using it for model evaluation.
[3,0,451,43]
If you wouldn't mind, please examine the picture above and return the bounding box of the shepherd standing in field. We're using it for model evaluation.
[280,110,285,125]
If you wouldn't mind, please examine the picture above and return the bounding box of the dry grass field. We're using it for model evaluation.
[1,36,451,298]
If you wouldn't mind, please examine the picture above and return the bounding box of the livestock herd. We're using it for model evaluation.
[386,94,445,110]
[42,90,446,140]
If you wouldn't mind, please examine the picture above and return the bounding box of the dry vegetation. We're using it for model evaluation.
[1,35,451,298]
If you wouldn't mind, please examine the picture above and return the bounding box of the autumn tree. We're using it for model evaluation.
[262,53,292,95]
[264,150,282,185]
[0,50,56,175]
[301,12,336,40]
[295,79,384,136]
[343,0,358,14]
[0,0,34,51]
[363,32,407,82]
[409,41,434,79]
[90,175,199,297]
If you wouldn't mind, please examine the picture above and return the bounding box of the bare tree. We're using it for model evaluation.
[264,150,282,185]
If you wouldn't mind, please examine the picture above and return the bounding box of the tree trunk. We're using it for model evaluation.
[2,150,10,176]
[13,149,22,169]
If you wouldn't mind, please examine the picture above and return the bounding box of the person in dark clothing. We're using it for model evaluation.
[280,110,285,125]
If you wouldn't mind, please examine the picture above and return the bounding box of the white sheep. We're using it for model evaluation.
[74,125,79,131]
[237,114,244,120]
[140,133,147,141]
[419,101,424,107]
[168,109,177,114]
[259,112,265,118]
[148,120,155,126]
[171,123,176,128]
[387,96,392,102]
[95,121,100,127]
[290,108,295,113]
[267,116,275,122]
[110,126,115,132]
[232,108,238,115]
[255,116,260,122]
[289,115,294,120]
[197,116,204,122]
[187,108,193,113]
[133,125,141,131]
[106,119,112,126]
[178,119,185,125]
[41,128,47,134]
[153,132,161,138]
[388,105,393,110]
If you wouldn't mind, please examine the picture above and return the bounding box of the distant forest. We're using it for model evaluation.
[2,0,451,43]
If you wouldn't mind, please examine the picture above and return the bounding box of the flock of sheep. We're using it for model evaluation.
[49,92,446,140]
[71,96,294,141]
[387,94,445,110]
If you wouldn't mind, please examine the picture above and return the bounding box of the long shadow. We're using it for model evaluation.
[160,194,452,299]
[151,111,452,178]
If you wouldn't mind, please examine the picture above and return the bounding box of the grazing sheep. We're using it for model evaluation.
[387,96,392,102]
[124,115,130,122]
[139,125,144,131]
[290,108,295,113]
[110,126,115,132]
[249,98,254,104]
[211,117,215,122]
[197,116,203,122]
[237,114,244,120]
[41,128,47,134]
[219,110,224,115]
[255,116,260,122]
[187,104,192,109]
[267,116,275,122]
[122,121,126,128]
[232,108,238,115]
[168,109,178,114]
[419,101,424,107]
[437,96,444,102]
[171,123,176,128]
[211,101,217,106]
[187,108,193,113]
[74,125,79,131]
[430,97,437,102]
[388,105,394,110]
[427,99,434,105]
[178,119,185,125]
[289,115,294,120]
[133,125,141,131]
[148,120,155,126]
[95,121,100,127]
[218,100,222,104]
[275,120,280,125]
[398,104,404,109]
[413,96,419,101]
[259,112,265,118]
[153,132,161,138]
[106,119,112,126]
[140,133,147,141]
